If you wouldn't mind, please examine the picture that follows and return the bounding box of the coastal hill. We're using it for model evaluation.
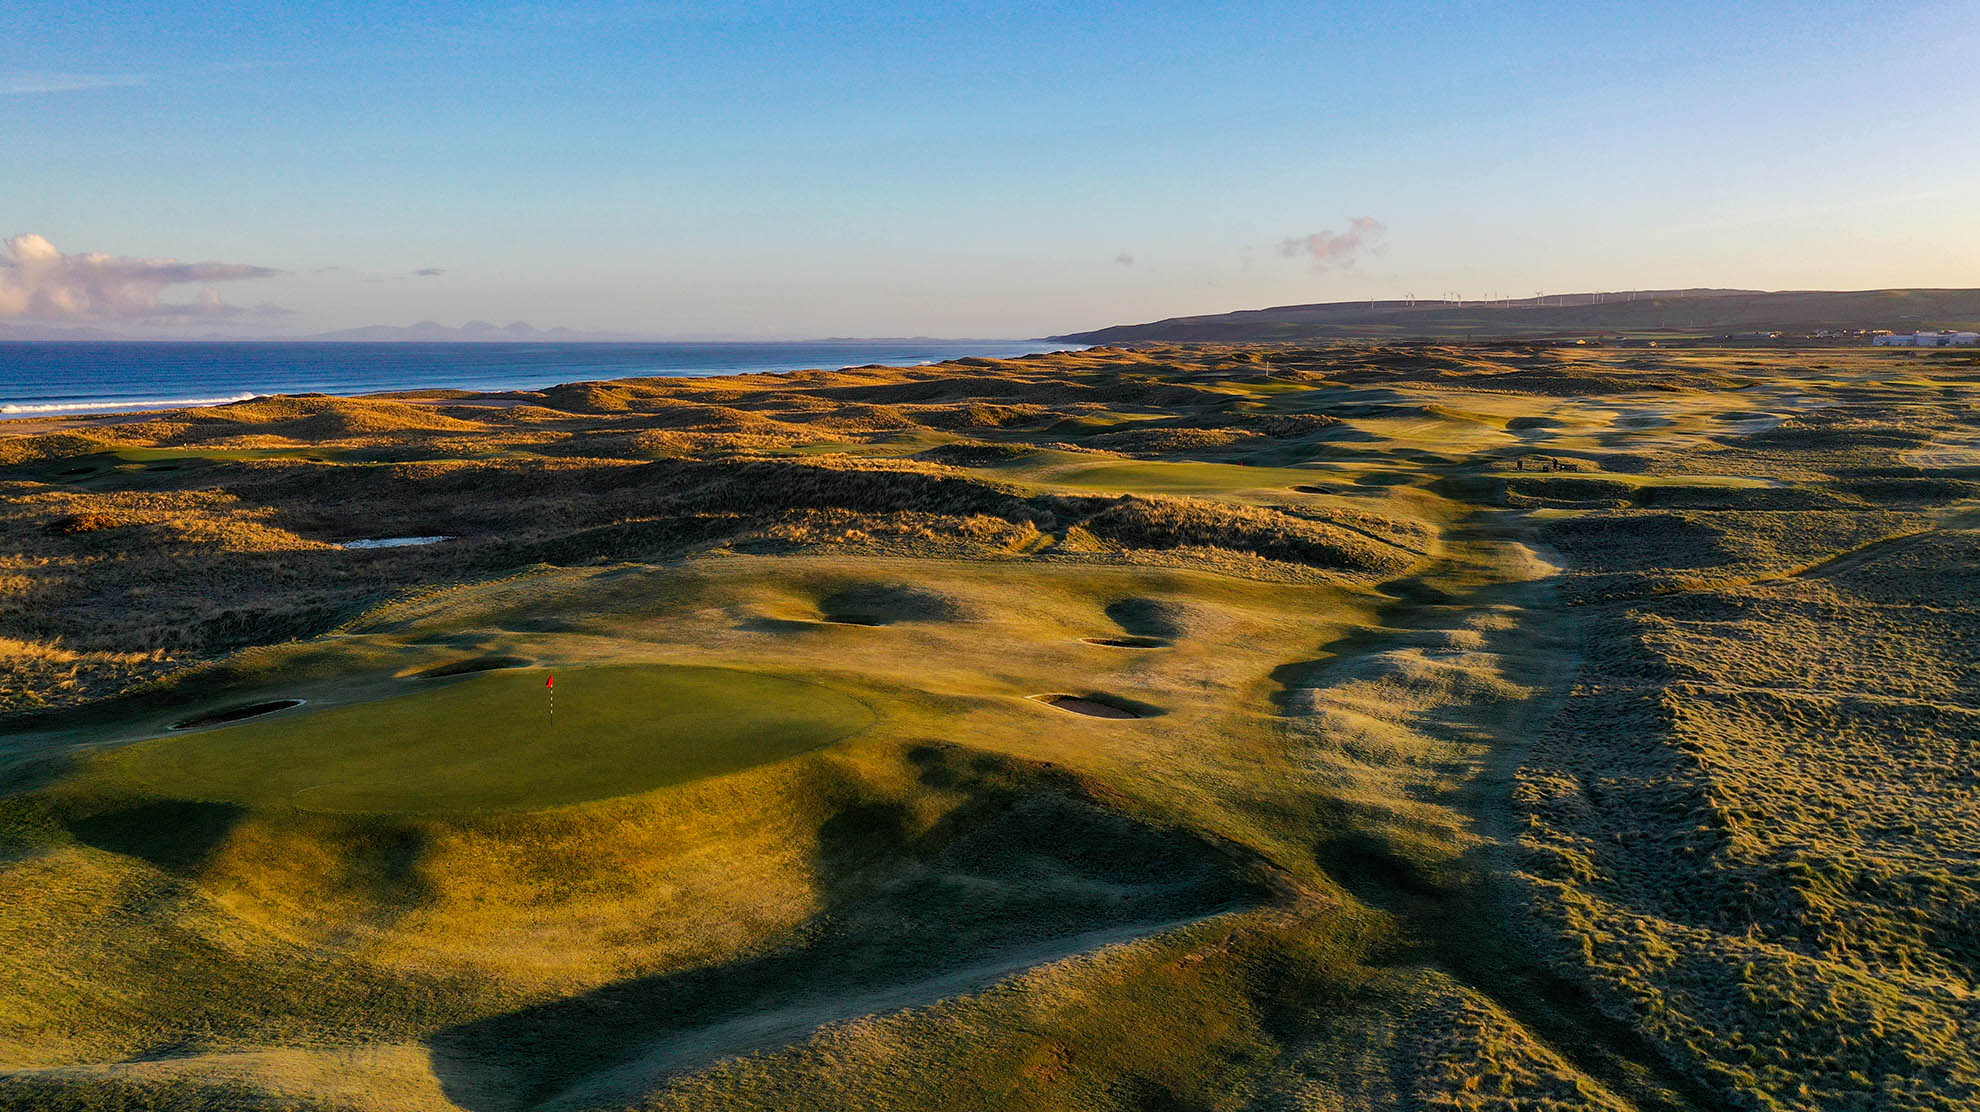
[1058,286,1980,343]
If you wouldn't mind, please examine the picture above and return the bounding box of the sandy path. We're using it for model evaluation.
[465,913,1233,1112]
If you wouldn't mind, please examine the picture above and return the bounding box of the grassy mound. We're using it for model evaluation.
[108,665,876,813]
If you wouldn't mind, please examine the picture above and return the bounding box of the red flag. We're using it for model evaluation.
[546,675,554,688]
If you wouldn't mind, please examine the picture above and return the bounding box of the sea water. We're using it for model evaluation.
[0,339,1074,418]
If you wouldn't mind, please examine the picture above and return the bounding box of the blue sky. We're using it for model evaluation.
[3,1,1975,336]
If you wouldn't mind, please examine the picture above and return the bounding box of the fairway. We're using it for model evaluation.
[993,453,1337,500]
[108,665,876,813]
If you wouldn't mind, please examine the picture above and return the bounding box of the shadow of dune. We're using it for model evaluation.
[1104,597,1188,639]
[67,801,438,918]
[67,800,248,874]
[816,583,973,626]
[428,758,1263,1111]
[408,655,532,680]
[733,615,829,633]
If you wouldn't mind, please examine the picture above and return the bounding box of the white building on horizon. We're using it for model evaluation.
[1873,330,1979,347]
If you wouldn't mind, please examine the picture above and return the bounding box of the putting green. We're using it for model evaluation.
[109,664,876,814]
[1006,457,1336,498]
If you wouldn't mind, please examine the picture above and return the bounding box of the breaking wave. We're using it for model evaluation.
[1,393,257,416]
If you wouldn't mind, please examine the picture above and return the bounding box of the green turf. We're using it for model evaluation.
[764,430,955,458]
[1486,468,1775,488]
[108,447,344,463]
[106,664,877,814]
[991,454,1337,498]
[15,447,346,485]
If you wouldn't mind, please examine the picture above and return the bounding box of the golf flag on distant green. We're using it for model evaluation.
[546,675,554,688]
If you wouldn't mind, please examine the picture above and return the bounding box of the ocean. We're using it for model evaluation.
[0,339,1076,418]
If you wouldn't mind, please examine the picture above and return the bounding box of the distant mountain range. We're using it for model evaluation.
[1057,288,1980,343]
[302,320,636,342]
[0,321,140,341]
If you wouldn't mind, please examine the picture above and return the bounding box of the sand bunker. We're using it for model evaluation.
[1032,694,1150,719]
[170,699,305,730]
[1080,637,1167,649]
[408,655,532,679]
[341,536,450,549]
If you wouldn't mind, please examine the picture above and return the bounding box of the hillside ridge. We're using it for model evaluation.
[1059,287,1980,342]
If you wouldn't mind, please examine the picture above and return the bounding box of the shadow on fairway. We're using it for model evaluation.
[68,800,249,874]
[1103,596,1188,639]
[426,748,1265,1111]
[407,655,532,680]
[816,583,974,626]
[65,800,441,914]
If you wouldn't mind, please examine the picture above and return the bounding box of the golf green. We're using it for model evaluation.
[110,664,877,813]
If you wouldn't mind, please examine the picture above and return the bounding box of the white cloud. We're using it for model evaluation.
[1277,218,1387,270]
[0,72,144,95]
[0,234,283,321]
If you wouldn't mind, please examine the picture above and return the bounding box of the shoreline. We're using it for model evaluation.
[0,338,1081,422]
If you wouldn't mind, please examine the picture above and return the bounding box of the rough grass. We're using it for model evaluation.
[3,343,1977,1111]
